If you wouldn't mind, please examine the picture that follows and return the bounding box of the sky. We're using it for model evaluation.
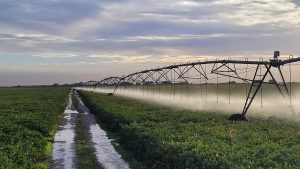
[0,0,300,86]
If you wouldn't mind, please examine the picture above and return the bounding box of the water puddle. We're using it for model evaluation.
[51,93,78,169]
[74,91,130,169]
[89,124,130,169]
[51,90,130,169]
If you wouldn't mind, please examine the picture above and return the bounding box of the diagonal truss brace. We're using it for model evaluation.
[242,62,294,115]
[211,62,247,82]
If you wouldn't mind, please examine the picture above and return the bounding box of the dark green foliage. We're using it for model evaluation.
[79,91,300,169]
[0,87,70,168]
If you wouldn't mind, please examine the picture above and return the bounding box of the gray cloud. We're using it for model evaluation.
[0,0,101,23]
[0,0,300,85]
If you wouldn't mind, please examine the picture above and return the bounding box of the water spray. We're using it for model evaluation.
[81,51,300,121]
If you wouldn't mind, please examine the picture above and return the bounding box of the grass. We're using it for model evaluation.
[79,90,300,169]
[73,92,144,169]
[0,86,70,169]
[75,116,103,169]
[72,94,103,169]
[94,117,147,169]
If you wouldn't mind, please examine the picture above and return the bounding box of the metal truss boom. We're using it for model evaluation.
[82,52,300,120]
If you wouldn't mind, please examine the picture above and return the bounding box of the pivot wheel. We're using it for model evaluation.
[228,114,248,121]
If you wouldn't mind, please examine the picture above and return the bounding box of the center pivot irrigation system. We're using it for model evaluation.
[81,51,300,121]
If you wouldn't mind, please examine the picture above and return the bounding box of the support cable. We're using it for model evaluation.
[166,70,169,99]
[216,59,219,104]
[139,78,141,96]
[289,55,293,108]
[153,76,155,99]
[180,70,183,100]
[200,64,203,101]
[155,71,157,98]
[228,58,231,104]
[205,59,208,103]
[260,58,263,108]
[135,77,138,96]
[132,79,134,96]
[170,69,172,100]
[159,72,161,99]
[147,77,149,97]
[187,68,189,101]
[143,74,145,96]
[245,58,248,99]
[173,69,175,100]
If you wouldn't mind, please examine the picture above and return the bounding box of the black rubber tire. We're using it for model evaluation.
[228,114,248,121]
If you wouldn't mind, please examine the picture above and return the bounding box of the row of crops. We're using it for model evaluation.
[79,90,300,169]
[0,87,70,168]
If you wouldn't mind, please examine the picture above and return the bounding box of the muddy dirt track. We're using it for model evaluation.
[51,90,129,169]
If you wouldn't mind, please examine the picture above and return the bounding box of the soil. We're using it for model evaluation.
[51,90,130,169]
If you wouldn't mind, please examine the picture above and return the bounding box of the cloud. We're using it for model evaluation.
[0,0,300,85]
[220,0,300,27]
[126,34,228,41]
[33,53,79,58]
[0,33,77,43]
[1,0,300,58]
[0,0,101,24]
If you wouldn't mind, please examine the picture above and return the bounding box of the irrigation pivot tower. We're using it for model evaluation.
[82,51,300,121]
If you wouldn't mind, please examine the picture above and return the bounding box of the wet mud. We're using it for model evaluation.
[51,90,130,169]
[74,91,130,169]
[51,93,78,169]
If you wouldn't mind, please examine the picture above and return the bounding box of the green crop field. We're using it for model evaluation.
[0,87,70,168]
[79,90,300,169]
